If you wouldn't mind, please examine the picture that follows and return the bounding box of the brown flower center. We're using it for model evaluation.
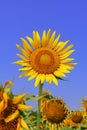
[30,48,60,74]
[1,99,17,118]
[44,99,68,124]
[0,99,18,130]
[0,118,18,130]
[71,113,83,123]
[40,54,51,65]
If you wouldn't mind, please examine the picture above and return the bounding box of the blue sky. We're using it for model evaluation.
[0,0,87,110]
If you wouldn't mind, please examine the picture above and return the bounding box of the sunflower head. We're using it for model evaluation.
[81,98,87,110]
[0,85,32,130]
[80,98,87,117]
[64,110,85,128]
[14,29,76,87]
[70,110,83,123]
[42,97,68,124]
[65,110,85,127]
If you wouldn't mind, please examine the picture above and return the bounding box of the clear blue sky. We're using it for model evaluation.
[0,0,87,110]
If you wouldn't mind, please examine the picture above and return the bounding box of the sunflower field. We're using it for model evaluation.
[0,30,87,130]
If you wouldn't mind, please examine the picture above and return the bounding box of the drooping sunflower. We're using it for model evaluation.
[41,97,68,124]
[14,29,76,87]
[64,110,85,127]
[0,81,32,130]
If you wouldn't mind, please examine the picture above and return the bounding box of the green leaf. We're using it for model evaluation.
[25,95,36,100]
[4,86,12,93]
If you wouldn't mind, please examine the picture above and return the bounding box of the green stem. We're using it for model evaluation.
[37,82,43,130]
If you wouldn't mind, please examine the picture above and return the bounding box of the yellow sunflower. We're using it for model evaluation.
[14,29,76,87]
[0,82,32,130]
[64,110,85,127]
[41,98,68,124]
[81,98,87,117]
[0,93,32,130]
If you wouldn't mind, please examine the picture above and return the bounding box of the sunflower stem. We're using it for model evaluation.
[37,82,43,130]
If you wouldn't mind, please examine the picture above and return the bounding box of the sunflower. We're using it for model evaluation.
[81,98,87,110]
[41,97,68,124]
[14,29,76,87]
[64,110,85,127]
[0,81,32,130]
[81,98,87,117]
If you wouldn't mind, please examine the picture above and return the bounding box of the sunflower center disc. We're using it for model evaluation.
[72,115,83,123]
[30,48,60,74]
[40,54,51,65]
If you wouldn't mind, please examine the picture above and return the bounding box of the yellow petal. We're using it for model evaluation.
[26,36,34,48]
[3,92,9,105]
[20,118,29,130]
[58,69,70,74]
[40,74,46,84]
[62,63,77,70]
[33,31,40,49]
[52,75,58,86]
[55,40,69,51]
[54,70,66,77]
[19,71,31,78]
[18,104,32,110]
[5,110,19,123]
[17,118,24,130]
[59,44,74,55]
[17,119,21,130]
[22,70,37,79]
[48,74,53,84]
[61,58,74,63]
[42,29,51,47]
[34,74,41,87]
[47,29,51,40]
[21,38,32,52]
[19,66,32,71]
[16,54,29,61]
[52,124,55,130]
[27,69,37,76]
[28,71,38,81]
[51,34,60,48]
[13,60,30,66]
[60,50,75,59]
[58,65,70,73]
[0,100,5,112]
[48,31,56,47]
[36,31,41,46]
[42,30,48,47]
[16,44,30,57]
[46,74,50,82]
[13,94,26,104]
